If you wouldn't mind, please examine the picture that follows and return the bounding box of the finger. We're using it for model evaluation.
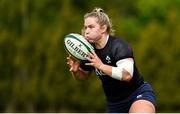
[86,56,95,63]
[67,56,72,61]
[85,62,93,66]
[91,51,95,54]
[67,58,70,62]
[68,55,73,60]
[88,52,94,58]
[69,67,73,71]
[67,61,70,65]
[75,60,81,64]
[67,58,70,63]
[67,54,72,58]
[91,51,98,57]
[67,59,74,65]
[86,56,92,61]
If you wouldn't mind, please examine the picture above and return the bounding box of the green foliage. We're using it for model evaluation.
[0,0,180,112]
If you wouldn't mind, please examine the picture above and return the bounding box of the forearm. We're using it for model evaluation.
[98,63,132,81]
[86,51,133,81]
[98,64,112,76]
[71,68,90,81]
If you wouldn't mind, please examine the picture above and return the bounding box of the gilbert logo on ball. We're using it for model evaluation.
[64,33,94,60]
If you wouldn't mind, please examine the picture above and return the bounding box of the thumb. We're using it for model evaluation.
[69,67,73,72]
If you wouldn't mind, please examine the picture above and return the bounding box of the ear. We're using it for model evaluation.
[101,25,108,33]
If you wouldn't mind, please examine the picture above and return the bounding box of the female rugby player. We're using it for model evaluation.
[66,7,156,113]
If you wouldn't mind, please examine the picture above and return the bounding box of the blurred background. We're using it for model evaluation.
[0,0,180,112]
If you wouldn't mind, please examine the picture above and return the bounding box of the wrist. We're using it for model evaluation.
[99,63,104,70]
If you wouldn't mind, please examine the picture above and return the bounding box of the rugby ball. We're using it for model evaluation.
[64,33,94,60]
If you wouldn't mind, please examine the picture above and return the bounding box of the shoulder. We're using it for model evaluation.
[109,35,129,47]
[109,35,134,60]
[109,35,132,52]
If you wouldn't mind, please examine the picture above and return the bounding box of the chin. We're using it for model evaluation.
[86,38,93,43]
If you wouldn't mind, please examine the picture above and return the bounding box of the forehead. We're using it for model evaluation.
[84,17,99,26]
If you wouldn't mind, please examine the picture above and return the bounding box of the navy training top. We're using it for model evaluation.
[80,36,144,102]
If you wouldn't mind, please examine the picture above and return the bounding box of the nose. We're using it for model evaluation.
[85,29,89,37]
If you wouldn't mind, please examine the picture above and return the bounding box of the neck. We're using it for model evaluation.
[95,33,109,49]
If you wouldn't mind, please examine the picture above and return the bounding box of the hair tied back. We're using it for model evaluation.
[93,8,104,13]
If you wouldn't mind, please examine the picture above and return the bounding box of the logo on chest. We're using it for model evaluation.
[106,55,111,64]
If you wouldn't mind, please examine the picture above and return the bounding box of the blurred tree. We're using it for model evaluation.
[0,0,180,112]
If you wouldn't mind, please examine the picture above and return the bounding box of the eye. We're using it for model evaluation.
[84,26,87,30]
[88,25,95,29]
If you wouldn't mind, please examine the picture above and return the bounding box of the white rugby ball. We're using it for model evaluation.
[64,33,94,60]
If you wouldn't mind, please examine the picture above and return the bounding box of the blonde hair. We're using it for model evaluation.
[83,7,115,35]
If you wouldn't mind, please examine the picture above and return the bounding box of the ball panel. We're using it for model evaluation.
[64,44,82,60]
[64,37,89,60]
[66,34,94,52]
[64,33,94,61]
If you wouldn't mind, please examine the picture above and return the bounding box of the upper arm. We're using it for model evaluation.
[112,39,134,81]
[116,58,134,81]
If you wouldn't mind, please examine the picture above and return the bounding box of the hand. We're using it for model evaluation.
[66,55,81,72]
[86,51,103,69]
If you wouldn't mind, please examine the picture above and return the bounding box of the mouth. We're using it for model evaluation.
[85,36,94,43]
[85,36,89,41]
